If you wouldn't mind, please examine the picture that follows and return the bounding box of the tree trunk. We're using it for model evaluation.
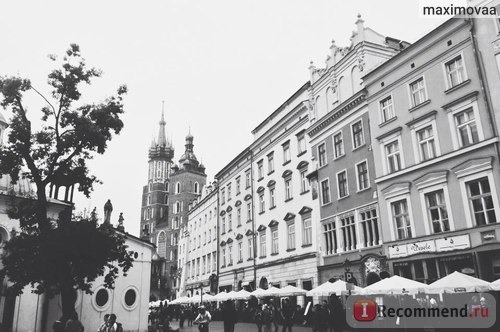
[60,275,77,324]
[35,184,50,232]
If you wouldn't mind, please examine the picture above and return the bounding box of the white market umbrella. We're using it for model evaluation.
[427,271,492,293]
[275,285,308,297]
[490,278,500,291]
[212,291,230,302]
[363,275,428,295]
[261,286,281,297]
[250,288,267,298]
[189,293,215,303]
[306,280,363,297]
[232,289,252,300]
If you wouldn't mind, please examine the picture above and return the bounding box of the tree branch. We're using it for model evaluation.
[30,85,56,117]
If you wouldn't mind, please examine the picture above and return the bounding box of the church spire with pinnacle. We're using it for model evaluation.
[157,100,168,147]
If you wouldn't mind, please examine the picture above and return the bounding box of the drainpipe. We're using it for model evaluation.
[250,150,257,290]
[216,180,220,293]
[469,17,500,161]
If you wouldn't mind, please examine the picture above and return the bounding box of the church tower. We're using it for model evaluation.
[140,106,174,243]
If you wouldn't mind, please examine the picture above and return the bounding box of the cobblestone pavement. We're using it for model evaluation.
[169,320,314,332]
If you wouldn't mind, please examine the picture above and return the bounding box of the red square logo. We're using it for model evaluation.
[353,299,377,321]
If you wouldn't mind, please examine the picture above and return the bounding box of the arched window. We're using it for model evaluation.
[147,195,151,205]
[176,182,181,194]
[194,182,199,194]
[165,181,169,193]
[315,95,325,119]
[326,87,335,109]
[338,76,351,103]
[164,195,168,204]
[157,231,166,257]
[351,65,362,93]
[175,201,181,214]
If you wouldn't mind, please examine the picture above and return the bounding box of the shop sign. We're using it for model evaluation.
[481,230,496,243]
[407,240,435,255]
[388,244,408,258]
[435,235,470,252]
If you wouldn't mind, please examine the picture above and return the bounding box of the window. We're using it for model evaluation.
[176,182,181,194]
[236,177,241,195]
[228,244,233,265]
[409,77,427,107]
[245,169,251,188]
[467,177,497,226]
[271,229,279,254]
[221,188,226,204]
[318,143,327,167]
[227,183,232,200]
[340,214,356,251]
[385,140,402,173]
[352,120,365,148]
[213,251,217,271]
[297,133,306,154]
[269,187,276,208]
[283,141,291,164]
[455,108,479,147]
[284,177,293,201]
[300,170,309,193]
[323,221,338,255]
[197,235,200,248]
[337,170,348,198]
[174,201,181,214]
[247,202,252,221]
[228,212,232,231]
[445,55,466,87]
[194,182,200,194]
[221,216,226,234]
[380,96,395,123]
[425,190,450,233]
[202,256,206,274]
[259,232,267,257]
[356,161,369,191]
[333,132,344,158]
[248,238,254,259]
[320,179,331,205]
[147,195,151,205]
[213,226,217,240]
[197,258,200,275]
[257,160,264,179]
[287,223,295,250]
[267,153,274,173]
[303,217,312,245]
[208,229,211,242]
[238,241,243,262]
[222,248,226,267]
[360,209,379,247]
[417,126,436,161]
[391,200,412,240]
[258,192,265,213]
[237,207,241,226]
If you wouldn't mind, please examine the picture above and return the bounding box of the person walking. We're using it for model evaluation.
[97,314,109,332]
[222,300,237,332]
[65,312,84,332]
[193,305,212,332]
[254,305,264,332]
[281,299,295,332]
[262,304,273,332]
[105,314,123,332]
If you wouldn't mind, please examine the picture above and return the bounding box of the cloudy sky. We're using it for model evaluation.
[0,0,447,236]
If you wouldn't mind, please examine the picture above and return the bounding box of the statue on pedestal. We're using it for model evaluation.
[117,212,125,232]
[103,199,113,224]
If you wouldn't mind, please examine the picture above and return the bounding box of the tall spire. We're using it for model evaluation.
[157,100,167,147]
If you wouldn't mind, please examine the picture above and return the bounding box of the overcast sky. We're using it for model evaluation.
[0,0,447,236]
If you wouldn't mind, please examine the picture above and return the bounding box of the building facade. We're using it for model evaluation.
[180,183,218,297]
[306,16,409,286]
[364,16,500,283]
[215,149,256,293]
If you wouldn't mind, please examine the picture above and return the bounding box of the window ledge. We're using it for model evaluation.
[259,256,267,259]
[321,201,332,207]
[237,260,243,264]
[284,197,294,203]
[282,160,291,166]
[300,190,310,196]
[257,177,264,182]
[269,206,276,210]
[301,244,312,248]
[318,163,328,170]
[271,252,279,256]
[286,248,296,252]
[227,263,233,267]
[237,224,242,228]
[356,187,371,194]
[445,79,471,94]
[352,143,366,152]
[247,258,254,261]
[338,195,349,201]
[258,211,265,215]
[333,154,345,161]
[267,170,275,176]
[408,99,431,113]
[246,220,253,224]
[297,151,307,158]
[221,231,226,235]
[379,116,398,128]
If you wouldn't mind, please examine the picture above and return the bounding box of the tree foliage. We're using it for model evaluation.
[0,44,133,321]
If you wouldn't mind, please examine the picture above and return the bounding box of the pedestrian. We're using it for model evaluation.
[281,299,295,332]
[262,304,273,332]
[222,300,237,332]
[179,306,186,328]
[254,305,264,332]
[187,306,194,327]
[105,314,124,332]
[97,314,109,332]
[65,312,84,332]
[193,305,212,332]
[271,301,280,332]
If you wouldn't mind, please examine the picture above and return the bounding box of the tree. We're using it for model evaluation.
[0,44,133,323]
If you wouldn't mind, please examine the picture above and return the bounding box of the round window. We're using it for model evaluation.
[125,289,136,307]
[95,289,109,307]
